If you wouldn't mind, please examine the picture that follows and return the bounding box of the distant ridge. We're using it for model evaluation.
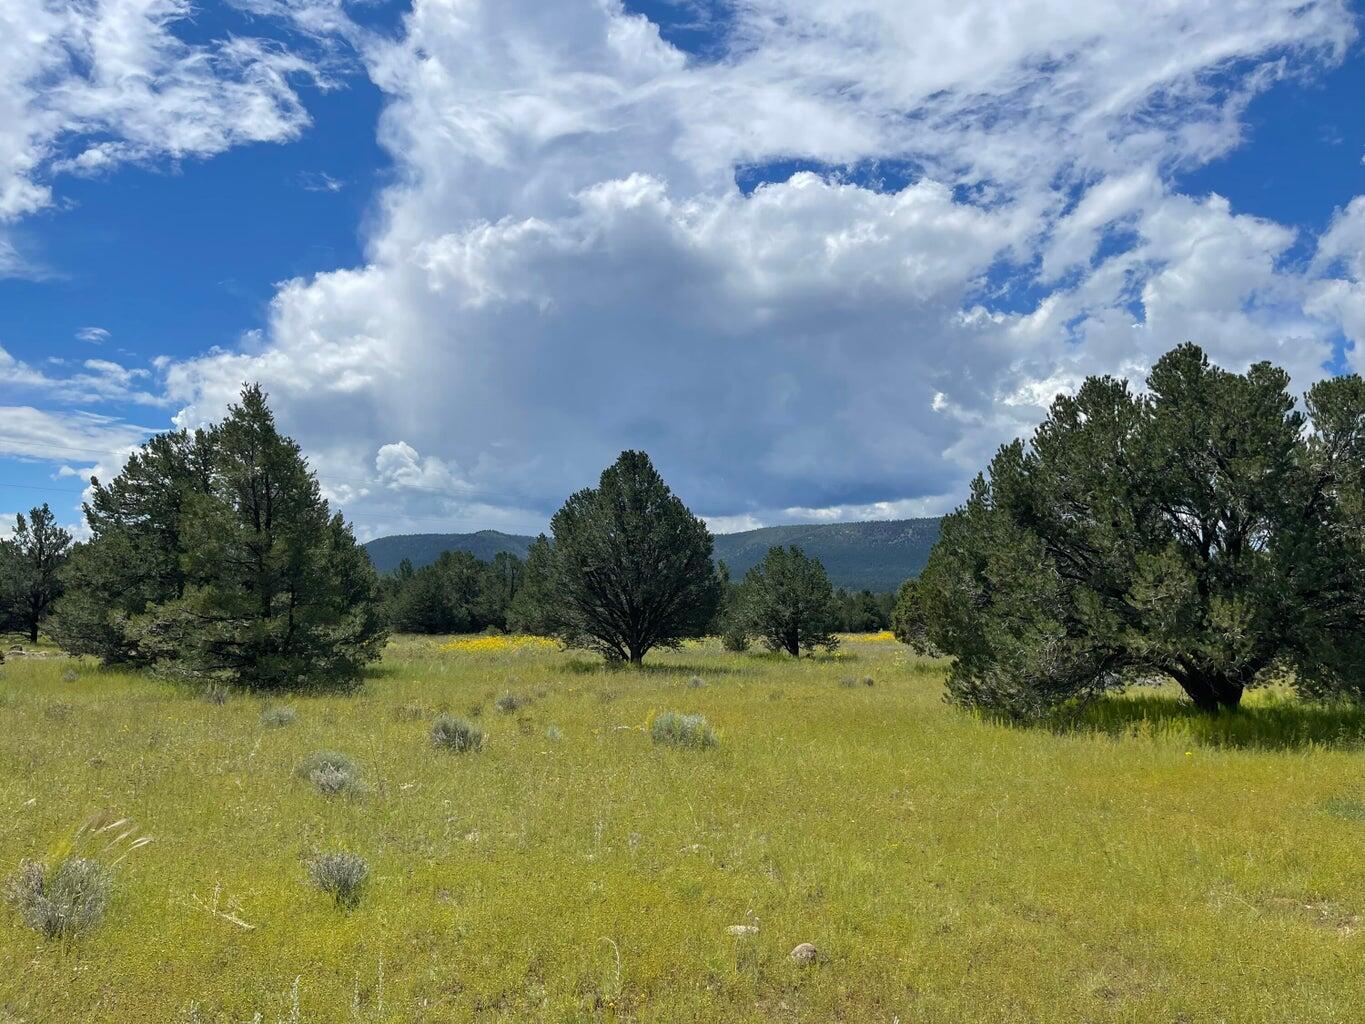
[363,518,940,593]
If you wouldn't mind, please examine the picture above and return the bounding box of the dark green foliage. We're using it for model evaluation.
[506,535,555,636]
[0,505,71,643]
[831,588,895,632]
[910,343,1365,718]
[50,431,214,664]
[53,386,386,690]
[738,545,840,657]
[382,549,525,634]
[518,451,721,665]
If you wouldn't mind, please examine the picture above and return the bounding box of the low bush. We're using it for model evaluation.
[295,751,364,796]
[3,857,112,939]
[307,852,369,909]
[721,628,750,653]
[260,706,297,728]
[651,712,717,749]
[494,693,526,714]
[431,716,484,753]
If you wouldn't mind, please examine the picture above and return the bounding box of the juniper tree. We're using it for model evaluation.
[521,451,720,665]
[0,505,71,643]
[738,545,839,657]
[902,343,1365,717]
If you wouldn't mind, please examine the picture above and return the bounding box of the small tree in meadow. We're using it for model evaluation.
[519,451,720,665]
[57,385,385,689]
[738,545,839,657]
[0,505,71,643]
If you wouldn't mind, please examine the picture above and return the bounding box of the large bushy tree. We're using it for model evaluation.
[737,545,839,656]
[55,385,386,689]
[0,505,71,642]
[901,343,1365,717]
[520,450,720,665]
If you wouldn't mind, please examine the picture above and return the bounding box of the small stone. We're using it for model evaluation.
[727,924,759,936]
[789,942,819,964]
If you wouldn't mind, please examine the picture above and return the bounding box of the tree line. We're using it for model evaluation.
[1,393,886,685]
[11,341,1355,714]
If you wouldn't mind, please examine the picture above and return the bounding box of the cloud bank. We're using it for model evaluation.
[9,0,1365,536]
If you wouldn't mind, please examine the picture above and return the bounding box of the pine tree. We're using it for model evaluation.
[0,505,71,643]
[55,385,386,689]
[51,429,214,664]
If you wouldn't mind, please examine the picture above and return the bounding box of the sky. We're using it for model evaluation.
[1,0,1364,541]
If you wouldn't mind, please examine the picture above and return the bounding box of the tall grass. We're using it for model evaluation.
[2,637,1364,1021]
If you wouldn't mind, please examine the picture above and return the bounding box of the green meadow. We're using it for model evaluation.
[2,634,1364,1023]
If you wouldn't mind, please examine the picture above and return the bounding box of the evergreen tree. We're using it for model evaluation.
[55,385,385,689]
[134,385,385,688]
[521,451,720,664]
[51,430,214,664]
[0,505,71,643]
[906,343,1365,717]
[737,545,839,656]
[506,536,555,636]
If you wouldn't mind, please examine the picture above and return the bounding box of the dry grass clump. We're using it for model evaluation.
[3,814,150,940]
[494,692,527,714]
[4,858,112,939]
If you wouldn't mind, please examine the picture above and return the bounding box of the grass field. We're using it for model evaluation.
[3,634,1365,1023]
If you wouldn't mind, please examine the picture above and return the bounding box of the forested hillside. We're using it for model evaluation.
[364,518,940,592]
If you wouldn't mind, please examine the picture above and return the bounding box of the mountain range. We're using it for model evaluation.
[363,518,941,593]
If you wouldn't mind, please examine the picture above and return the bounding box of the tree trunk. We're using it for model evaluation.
[28,621,38,644]
[1174,670,1244,713]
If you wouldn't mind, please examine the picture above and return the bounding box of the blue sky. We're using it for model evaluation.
[2,0,1363,538]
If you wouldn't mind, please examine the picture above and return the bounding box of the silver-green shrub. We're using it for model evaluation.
[431,716,484,753]
[3,857,112,939]
[307,852,369,909]
[650,712,717,749]
[260,705,298,727]
[295,751,363,796]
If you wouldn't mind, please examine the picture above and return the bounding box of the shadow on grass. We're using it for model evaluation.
[562,658,747,678]
[1059,690,1365,751]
